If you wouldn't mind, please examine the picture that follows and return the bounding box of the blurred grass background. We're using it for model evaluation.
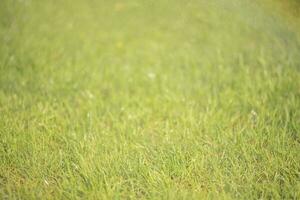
[0,0,299,199]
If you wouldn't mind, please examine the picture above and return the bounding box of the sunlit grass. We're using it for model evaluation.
[0,0,299,199]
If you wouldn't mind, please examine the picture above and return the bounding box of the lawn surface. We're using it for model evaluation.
[0,0,300,199]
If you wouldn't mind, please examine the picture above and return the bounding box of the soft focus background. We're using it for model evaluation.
[0,0,299,199]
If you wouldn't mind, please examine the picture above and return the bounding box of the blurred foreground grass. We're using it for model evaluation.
[0,0,299,199]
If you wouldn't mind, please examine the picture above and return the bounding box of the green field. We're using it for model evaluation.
[0,0,299,199]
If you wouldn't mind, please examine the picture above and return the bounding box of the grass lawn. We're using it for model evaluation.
[0,0,299,199]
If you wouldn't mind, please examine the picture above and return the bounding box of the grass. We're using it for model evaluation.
[0,0,299,199]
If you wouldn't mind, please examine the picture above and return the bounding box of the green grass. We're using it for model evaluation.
[0,0,299,199]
